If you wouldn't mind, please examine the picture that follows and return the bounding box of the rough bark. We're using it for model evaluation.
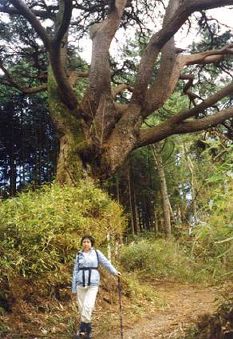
[47,69,88,184]
[144,0,180,114]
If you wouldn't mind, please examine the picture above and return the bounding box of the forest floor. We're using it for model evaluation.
[97,281,218,339]
[0,280,220,338]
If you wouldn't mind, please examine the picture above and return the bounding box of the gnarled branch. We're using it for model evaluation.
[181,44,233,65]
[144,44,233,115]
[9,0,51,49]
[0,4,53,19]
[137,83,233,148]
[49,0,78,111]
[174,107,233,134]
[8,0,78,111]
[132,0,233,106]
[53,0,73,45]
[85,0,128,111]
[68,70,89,87]
[143,0,180,115]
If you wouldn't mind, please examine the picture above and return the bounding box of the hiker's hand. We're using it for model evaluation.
[116,271,122,277]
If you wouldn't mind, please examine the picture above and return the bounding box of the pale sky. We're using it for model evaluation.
[79,6,233,63]
[0,5,232,66]
[176,7,233,49]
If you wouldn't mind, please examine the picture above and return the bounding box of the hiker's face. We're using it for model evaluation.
[82,238,92,251]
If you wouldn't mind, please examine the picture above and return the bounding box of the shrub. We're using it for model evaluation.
[0,179,126,281]
[119,238,198,282]
[190,181,233,279]
[120,229,233,283]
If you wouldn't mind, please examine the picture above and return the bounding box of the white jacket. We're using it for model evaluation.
[72,248,118,292]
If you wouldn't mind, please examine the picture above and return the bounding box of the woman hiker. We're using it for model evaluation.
[72,235,121,338]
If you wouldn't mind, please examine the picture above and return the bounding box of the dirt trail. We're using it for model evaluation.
[100,282,218,339]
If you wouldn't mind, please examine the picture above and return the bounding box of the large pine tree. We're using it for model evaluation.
[0,0,233,183]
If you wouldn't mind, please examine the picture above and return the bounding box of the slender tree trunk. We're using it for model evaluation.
[154,208,159,234]
[132,183,140,234]
[127,162,135,235]
[182,143,197,222]
[9,157,17,196]
[152,144,172,237]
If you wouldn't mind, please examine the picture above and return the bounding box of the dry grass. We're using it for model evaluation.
[0,270,160,338]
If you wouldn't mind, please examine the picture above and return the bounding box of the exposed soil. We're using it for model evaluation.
[98,281,218,339]
[0,281,219,338]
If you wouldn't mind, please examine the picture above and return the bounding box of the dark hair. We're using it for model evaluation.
[80,235,95,246]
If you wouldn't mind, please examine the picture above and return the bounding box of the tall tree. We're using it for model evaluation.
[152,143,172,237]
[1,0,233,183]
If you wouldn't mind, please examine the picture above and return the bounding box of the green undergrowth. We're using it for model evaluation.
[0,180,126,336]
[0,180,126,281]
[0,181,159,337]
[1,180,232,336]
[119,235,232,284]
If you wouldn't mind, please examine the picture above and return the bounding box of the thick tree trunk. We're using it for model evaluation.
[47,69,88,184]
[55,133,85,184]
[152,144,172,237]
[2,0,233,190]
[45,4,92,185]
[47,88,139,183]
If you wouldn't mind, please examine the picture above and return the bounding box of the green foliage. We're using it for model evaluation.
[0,180,126,280]
[122,272,159,302]
[119,238,200,282]
[184,141,233,275]
[120,228,233,283]
[190,181,233,278]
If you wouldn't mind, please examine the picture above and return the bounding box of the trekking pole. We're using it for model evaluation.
[117,276,124,339]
